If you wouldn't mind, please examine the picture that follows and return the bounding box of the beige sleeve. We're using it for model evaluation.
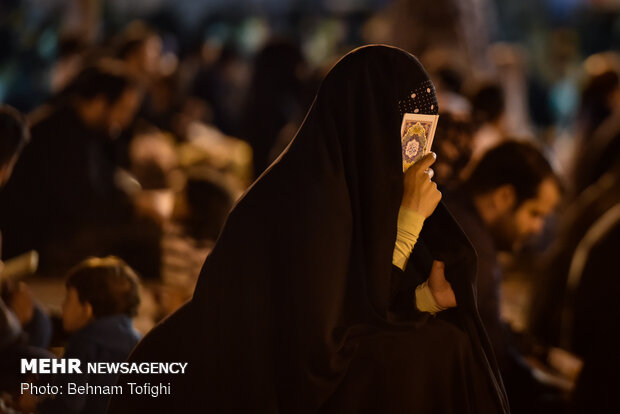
[392,207,425,270]
[415,281,446,314]
[392,207,445,314]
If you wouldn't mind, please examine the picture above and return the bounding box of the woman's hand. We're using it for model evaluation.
[428,260,457,309]
[401,152,442,218]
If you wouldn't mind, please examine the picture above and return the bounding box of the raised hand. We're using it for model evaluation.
[401,152,442,218]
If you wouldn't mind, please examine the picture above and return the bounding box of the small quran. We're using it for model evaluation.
[400,113,439,172]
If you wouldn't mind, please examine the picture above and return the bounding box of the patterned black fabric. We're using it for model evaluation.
[398,79,439,116]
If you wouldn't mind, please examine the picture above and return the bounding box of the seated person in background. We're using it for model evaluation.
[0,64,142,275]
[1,280,52,349]
[0,104,53,411]
[443,140,562,413]
[0,302,53,414]
[37,256,141,414]
[0,104,39,349]
[530,113,620,413]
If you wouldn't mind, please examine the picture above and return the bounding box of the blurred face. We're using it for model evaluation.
[143,36,163,75]
[62,287,93,332]
[107,87,141,132]
[491,177,560,251]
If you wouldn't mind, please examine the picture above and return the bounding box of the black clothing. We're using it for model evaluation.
[0,103,161,277]
[530,162,620,347]
[571,113,620,198]
[444,190,545,413]
[569,212,620,414]
[109,45,508,413]
[443,191,504,362]
[530,161,620,413]
[0,104,128,267]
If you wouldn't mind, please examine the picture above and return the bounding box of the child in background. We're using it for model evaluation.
[38,256,141,414]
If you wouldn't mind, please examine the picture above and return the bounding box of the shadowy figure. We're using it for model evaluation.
[109,45,508,413]
[0,63,142,274]
[240,39,308,178]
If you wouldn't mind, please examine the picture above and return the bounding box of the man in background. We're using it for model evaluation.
[444,140,561,413]
[0,63,142,274]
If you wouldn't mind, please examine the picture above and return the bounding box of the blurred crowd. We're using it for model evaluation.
[1,0,620,413]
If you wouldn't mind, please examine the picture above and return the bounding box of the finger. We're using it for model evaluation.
[412,152,437,171]
[429,260,442,279]
[430,260,449,288]
[424,168,434,179]
[432,260,445,273]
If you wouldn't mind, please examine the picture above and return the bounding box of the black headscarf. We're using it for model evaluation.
[109,45,508,413]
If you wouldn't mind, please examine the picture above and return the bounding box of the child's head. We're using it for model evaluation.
[62,256,141,332]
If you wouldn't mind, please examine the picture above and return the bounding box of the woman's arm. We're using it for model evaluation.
[392,152,456,313]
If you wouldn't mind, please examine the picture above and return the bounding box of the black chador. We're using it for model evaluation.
[109,45,509,413]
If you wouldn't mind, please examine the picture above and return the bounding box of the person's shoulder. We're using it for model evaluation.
[65,316,139,360]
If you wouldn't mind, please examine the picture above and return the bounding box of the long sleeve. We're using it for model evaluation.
[392,207,445,314]
[392,207,425,270]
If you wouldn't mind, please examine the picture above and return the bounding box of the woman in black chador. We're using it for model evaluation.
[109,45,509,413]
